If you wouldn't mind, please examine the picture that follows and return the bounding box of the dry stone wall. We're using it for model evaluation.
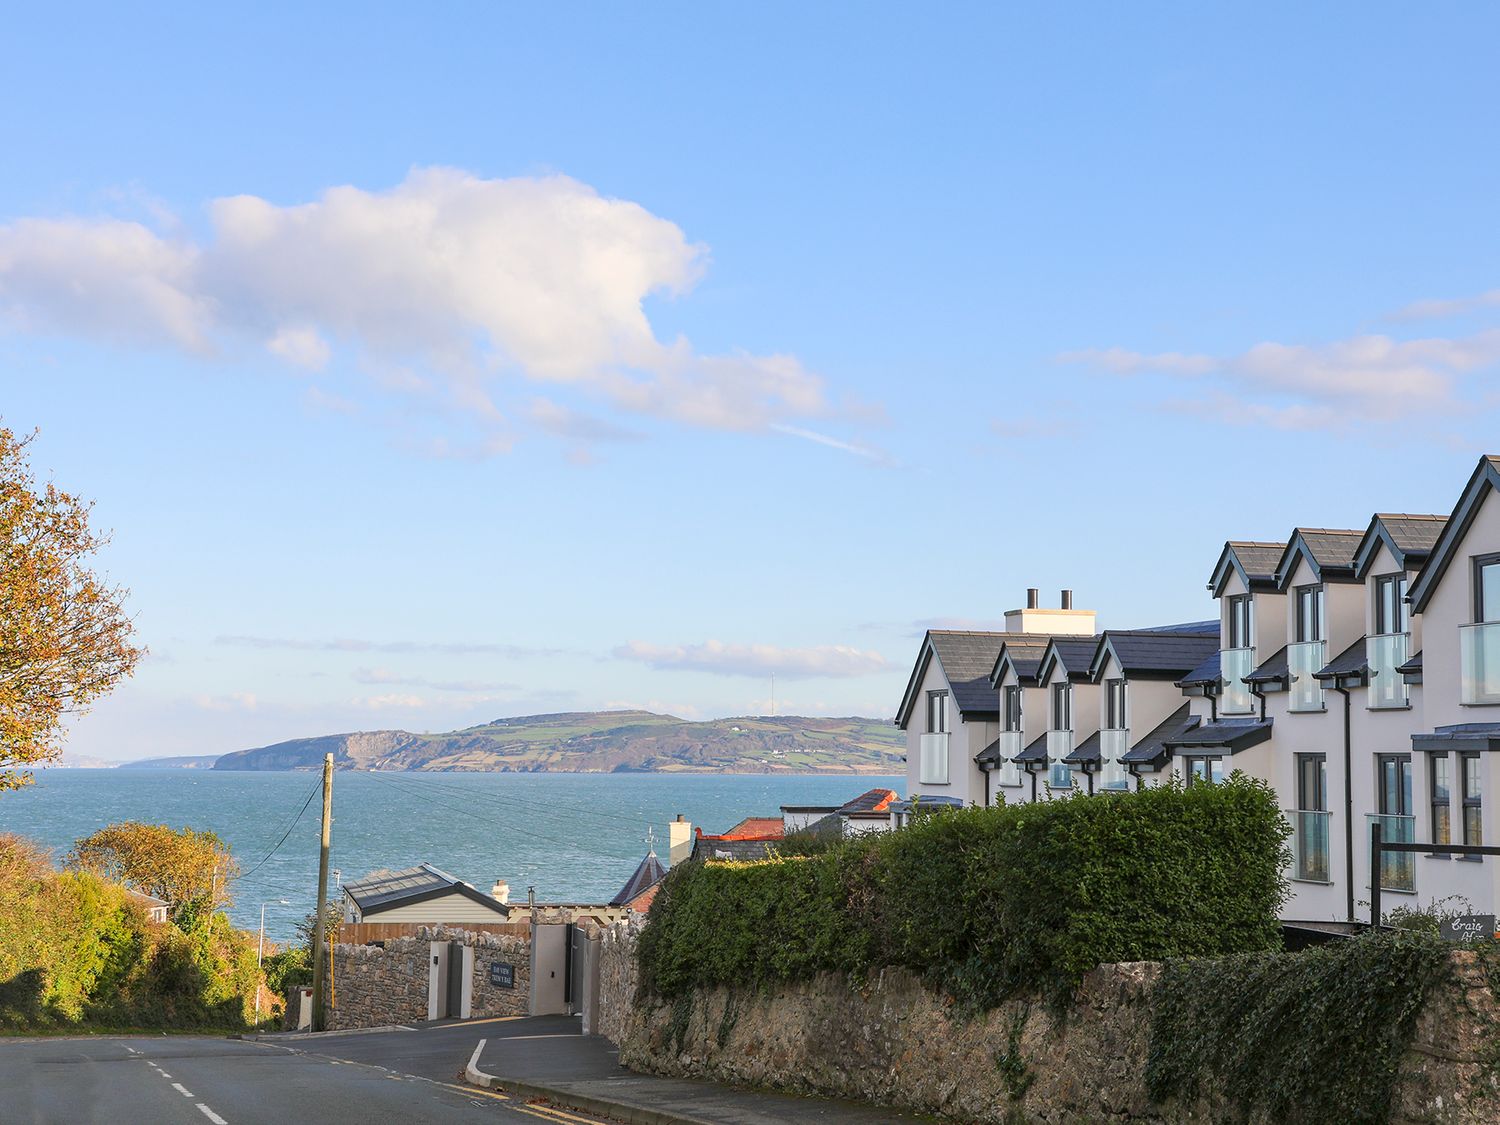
[602,927,1500,1124]
[469,932,531,1018]
[597,917,643,1045]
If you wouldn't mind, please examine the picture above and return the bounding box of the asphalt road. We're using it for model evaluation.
[0,1017,612,1125]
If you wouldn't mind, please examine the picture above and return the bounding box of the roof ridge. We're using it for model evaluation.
[1295,526,1364,536]
[1374,512,1448,521]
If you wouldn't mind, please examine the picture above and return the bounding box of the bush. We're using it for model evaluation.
[1145,930,1452,1123]
[639,775,1290,1009]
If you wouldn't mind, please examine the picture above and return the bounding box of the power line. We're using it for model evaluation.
[240,776,323,878]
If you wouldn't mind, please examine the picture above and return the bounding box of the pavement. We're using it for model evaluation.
[1,1016,917,1125]
[466,1015,921,1124]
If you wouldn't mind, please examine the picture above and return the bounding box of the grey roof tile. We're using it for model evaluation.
[1099,630,1222,678]
[1064,730,1102,764]
[1014,732,1049,763]
[1316,636,1370,680]
[993,636,1055,685]
[1164,718,1274,754]
[927,630,1006,717]
[1376,514,1447,555]
[609,851,666,907]
[1121,704,1200,766]
[1397,649,1423,675]
[1178,650,1222,688]
[1246,645,1289,684]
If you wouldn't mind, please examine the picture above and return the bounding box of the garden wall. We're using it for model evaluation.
[602,926,1500,1124]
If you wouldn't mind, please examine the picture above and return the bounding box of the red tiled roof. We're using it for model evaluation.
[695,816,785,842]
[838,788,898,816]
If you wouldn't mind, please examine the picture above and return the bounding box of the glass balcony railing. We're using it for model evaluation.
[1289,640,1327,712]
[996,730,1021,786]
[918,732,949,785]
[1461,622,1500,705]
[1367,632,1410,710]
[1099,729,1130,791]
[1367,813,1416,893]
[1221,647,1255,714]
[1047,730,1074,789]
[1286,809,1332,882]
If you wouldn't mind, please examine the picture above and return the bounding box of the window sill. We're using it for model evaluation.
[1425,853,1452,860]
[1367,704,1413,712]
[917,781,951,787]
[1459,702,1500,708]
[1458,854,1486,863]
[1370,886,1418,896]
[995,781,1024,788]
[1288,708,1329,715]
[1290,878,1334,886]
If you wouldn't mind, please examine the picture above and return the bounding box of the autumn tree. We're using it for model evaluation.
[0,424,142,790]
[69,822,238,926]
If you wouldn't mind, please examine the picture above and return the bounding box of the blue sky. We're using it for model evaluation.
[5,4,1500,759]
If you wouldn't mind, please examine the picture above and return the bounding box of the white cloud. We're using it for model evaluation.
[1390,288,1500,321]
[613,639,890,679]
[215,634,555,657]
[353,667,518,693]
[0,168,837,443]
[364,693,429,710]
[1061,329,1500,427]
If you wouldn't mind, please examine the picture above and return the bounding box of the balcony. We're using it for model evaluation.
[1366,632,1410,710]
[1047,729,1074,789]
[918,733,949,785]
[1460,622,1500,705]
[996,730,1021,786]
[1221,647,1255,714]
[1286,809,1331,883]
[1367,813,1416,893]
[1289,640,1327,712]
[1099,729,1130,791]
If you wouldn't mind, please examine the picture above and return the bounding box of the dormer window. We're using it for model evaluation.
[1375,574,1407,635]
[1290,585,1327,712]
[1051,682,1072,731]
[1002,686,1022,732]
[1227,594,1254,649]
[1105,679,1127,730]
[1462,556,1500,705]
[927,690,949,734]
[1369,574,1410,710]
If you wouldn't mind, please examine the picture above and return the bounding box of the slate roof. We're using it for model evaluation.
[837,788,898,816]
[1132,620,1220,635]
[974,736,1002,766]
[897,630,1006,726]
[1245,645,1289,685]
[990,636,1054,687]
[1276,528,1365,586]
[1211,541,1288,594]
[1412,724,1500,753]
[1164,718,1274,754]
[692,838,780,862]
[344,863,510,917]
[1397,650,1423,676]
[1063,730,1102,765]
[1093,629,1222,680]
[1178,650,1222,689]
[713,817,784,840]
[1120,705,1199,767]
[1380,514,1447,553]
[1315,637,1370,682]
[1039,636,1104,684]
[1014,732,1049,763]
[609,851,667,907]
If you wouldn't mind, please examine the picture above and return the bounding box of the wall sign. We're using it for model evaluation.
[1440,914,1497,943]
[489,961,515,988]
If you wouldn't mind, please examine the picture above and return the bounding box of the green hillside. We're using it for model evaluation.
[213,711,905,774]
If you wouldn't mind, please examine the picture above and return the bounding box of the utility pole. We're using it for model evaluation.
[310,752,334,1031]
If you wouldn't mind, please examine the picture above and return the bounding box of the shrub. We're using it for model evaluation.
[640,775,1290,1010]
[1145,930,1452,1123]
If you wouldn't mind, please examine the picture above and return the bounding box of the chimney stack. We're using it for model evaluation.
[1061,589,1073,610]
[490,879,510,905]
[1026,587,1040,609]
[1005,588,1096,635]
[668,815,694,867]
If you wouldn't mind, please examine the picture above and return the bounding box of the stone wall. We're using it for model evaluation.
[597,917,643,1045]
[469,931,531,1018]
[327,937,428,1031]
[603,929,1500,1124]
[326,925,532,1030]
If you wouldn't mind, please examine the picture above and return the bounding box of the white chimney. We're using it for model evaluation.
[1003,588,1097,635]
[668,814,693,868]
[491,879,510,905]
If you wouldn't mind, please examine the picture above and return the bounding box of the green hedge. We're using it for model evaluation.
[1146,931,1453,1123]
[639,775,1291,1009]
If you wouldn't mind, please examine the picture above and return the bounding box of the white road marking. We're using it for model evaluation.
[467,1038,487,1077]
[172,1082,194,1098]
[197,1105,228,1125]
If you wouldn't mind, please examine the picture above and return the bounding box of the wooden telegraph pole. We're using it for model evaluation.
[310,752,334,1031]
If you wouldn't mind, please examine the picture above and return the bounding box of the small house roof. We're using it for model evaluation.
[1209,541,1288,596]
[896,630,1006,728]
[344,863,511,918]
[1090,628,1222,682]
[989,635,1054,687]
[1164,718,1274,755]
[1275,528,1365,588]
[1315,637,1370,683]
[1177,650,1222,689]
[1121,704,1200,767]
[609,851,667,908]
[1063,730,1102,765]
[1354,513,1448,577]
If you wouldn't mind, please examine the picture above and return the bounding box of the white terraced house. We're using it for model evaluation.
[891,454,1500,925]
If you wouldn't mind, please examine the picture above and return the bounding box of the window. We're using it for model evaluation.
[1378,754,1413,816]
[1295,585,1324,643]
[1463,753,1483,845]
[1051,682,1072,731]
[926,691,948,734]
[1185,756,1224,786]
[1296,754,1326,812]
[1226,595,1253,648]
[1375,574,1407,635]
[1106,679,1127,730]
[1431,755,1452,846]
[1477,557,1500,623]
[1002,686,1022,732]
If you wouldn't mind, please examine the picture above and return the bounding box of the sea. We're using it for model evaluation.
[0,769,900,945]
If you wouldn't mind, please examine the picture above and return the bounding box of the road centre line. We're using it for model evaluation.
[172,1082,195,1097]
[197,1105,228,1125]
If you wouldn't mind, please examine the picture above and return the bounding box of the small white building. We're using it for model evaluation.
[343,863,512,926]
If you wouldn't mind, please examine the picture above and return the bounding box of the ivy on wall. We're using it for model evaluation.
[1145,931,1453,1123]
